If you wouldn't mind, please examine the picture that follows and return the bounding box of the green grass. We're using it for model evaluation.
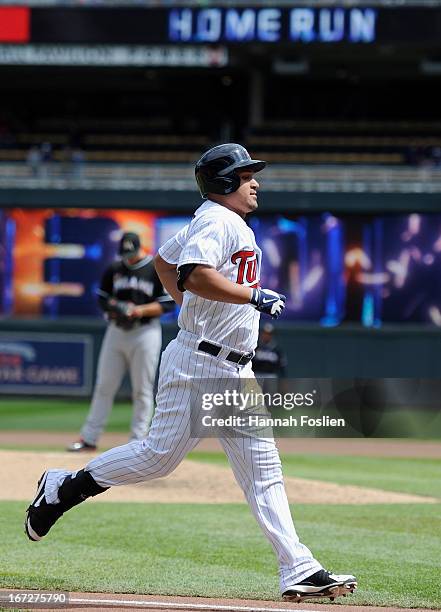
[1,406,440,608]
[0,399,132,432]
[189,451,441,499]
[268,406,441,439]
[1,501,440,608]
[2,398,441,440]
[281,454,441,499]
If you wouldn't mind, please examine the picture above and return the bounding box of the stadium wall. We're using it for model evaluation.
[1,319,441,384]
[2,188,441,213]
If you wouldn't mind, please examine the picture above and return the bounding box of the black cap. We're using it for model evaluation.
[119,232,141,256]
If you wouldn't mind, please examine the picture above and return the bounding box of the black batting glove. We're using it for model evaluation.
[250,288,286,319]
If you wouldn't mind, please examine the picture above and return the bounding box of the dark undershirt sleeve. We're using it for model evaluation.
[96,266,114,312]
[177,263,199,292]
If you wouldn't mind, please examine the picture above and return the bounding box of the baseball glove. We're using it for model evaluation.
[108,301,135,330]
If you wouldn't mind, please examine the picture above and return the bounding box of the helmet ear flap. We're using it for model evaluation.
[210,176,233,194]
[212,173,241,195]
[224,172,241,193]
[196,171,240,198]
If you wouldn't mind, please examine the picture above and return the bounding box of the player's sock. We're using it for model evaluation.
[57,469,109,512]
[26,469,109,541]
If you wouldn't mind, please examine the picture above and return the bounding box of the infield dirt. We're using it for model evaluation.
[1,449,437,505]
[0,589,434,612]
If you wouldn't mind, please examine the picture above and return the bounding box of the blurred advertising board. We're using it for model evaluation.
[2,207,441,325]
[0,208,166,318]
[0,332,93,395]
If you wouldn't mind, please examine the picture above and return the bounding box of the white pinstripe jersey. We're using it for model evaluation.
[158,199,261,353]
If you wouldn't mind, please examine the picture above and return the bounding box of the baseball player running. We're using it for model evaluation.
[68,232,175,451]
[25,144,357,603]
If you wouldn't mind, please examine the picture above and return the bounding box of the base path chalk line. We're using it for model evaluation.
[70,597,317,612]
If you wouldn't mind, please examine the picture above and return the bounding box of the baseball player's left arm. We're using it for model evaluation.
[154,223,190,306]
[154,254,183,306]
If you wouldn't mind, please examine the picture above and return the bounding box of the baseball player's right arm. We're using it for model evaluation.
[178,217,286,318]
[184,265,251,303]
[183,265,285,318]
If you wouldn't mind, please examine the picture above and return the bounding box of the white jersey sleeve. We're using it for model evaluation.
[158,224,189,265]
[175,201,261,353]
[178,216,233,269]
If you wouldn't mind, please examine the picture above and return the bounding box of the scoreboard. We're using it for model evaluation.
[0,6,440,66]
[1,6,441,46]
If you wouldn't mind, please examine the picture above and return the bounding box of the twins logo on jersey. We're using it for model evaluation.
[231,250,259,288]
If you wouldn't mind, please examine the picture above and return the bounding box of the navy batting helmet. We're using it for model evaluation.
[195,143,266,198]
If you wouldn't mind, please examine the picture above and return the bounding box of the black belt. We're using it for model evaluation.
[198,340,253,366]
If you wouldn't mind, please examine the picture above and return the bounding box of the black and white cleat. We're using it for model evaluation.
[282,570,357,603]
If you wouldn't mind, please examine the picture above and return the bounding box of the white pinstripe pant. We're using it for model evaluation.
[48,331,322,592]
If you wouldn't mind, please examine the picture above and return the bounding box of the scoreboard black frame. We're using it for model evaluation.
[2,6,441,46]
